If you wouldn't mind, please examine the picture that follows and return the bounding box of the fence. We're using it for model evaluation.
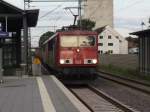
[99,54,138,70]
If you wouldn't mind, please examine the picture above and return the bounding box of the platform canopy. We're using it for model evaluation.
[130,29,150,36]
[130,29,150,75]
[0,0,39,31]
[0,0,39,75]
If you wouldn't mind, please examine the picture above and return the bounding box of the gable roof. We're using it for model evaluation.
[95,25,125,41]
[95,25,106,33]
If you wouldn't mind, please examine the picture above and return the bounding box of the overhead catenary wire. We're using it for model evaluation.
[39,3,65,19]
[86,0,146,28]
[26,0,83,47]
[86,0,144,20]
[117,0,144,12]
[87,0,103,20]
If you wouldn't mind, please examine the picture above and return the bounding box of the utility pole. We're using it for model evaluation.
[78,0,82,28]
[24,0,32,75]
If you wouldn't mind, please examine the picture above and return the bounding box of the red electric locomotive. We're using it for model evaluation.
[41,28,98,79]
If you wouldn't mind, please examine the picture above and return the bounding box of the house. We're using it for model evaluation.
[95,25,128,54]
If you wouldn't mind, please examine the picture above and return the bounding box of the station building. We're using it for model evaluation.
[131,29,150,75]
[0,0,39,75]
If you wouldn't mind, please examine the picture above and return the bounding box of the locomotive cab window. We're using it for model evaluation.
[60,35,96,47]
[60,36,78,47]
[79,36,96,47]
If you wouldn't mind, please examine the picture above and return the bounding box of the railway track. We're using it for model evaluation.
[69,85,138,112]
[97,71,150,95]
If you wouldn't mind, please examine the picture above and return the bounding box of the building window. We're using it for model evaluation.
[99,36,103,39]
[100,50,103,54]
[108,43,113,46]
[116,36,119,39]
[108,35,111,39]
[98,43,103,46]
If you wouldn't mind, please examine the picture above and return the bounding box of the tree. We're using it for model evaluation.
[77,19,96,30]
[39,31,54,46]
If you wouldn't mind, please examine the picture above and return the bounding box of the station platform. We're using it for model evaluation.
[0,76,90,112]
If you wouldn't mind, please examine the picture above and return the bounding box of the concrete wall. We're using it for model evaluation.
[99,54,138,70]
[83,0,113,28]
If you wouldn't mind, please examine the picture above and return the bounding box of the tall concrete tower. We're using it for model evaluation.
[83,0,113,29]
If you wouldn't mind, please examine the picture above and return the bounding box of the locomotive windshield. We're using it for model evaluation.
[60,36,78,47]
[60,35,96,47]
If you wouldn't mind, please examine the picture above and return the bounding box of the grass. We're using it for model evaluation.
[97,64,150,84]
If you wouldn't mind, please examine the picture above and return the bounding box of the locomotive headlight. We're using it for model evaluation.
[60,59,65,64]
[77,49,80,52]
[92,59,97,64]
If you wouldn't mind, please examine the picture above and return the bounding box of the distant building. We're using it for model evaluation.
[95,25,128,54]
[126,36,139,54]
[128,47,139,54]
[83,0,113,29]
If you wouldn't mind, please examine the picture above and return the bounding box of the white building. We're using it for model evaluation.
[95,25,128,54]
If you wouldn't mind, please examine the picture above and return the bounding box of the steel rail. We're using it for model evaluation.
[98,70,150,87]
[88,85,139,112]
[69,85,139,112]
[69,88,93,112]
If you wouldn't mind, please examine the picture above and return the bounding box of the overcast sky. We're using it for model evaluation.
[4,0,150,47]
